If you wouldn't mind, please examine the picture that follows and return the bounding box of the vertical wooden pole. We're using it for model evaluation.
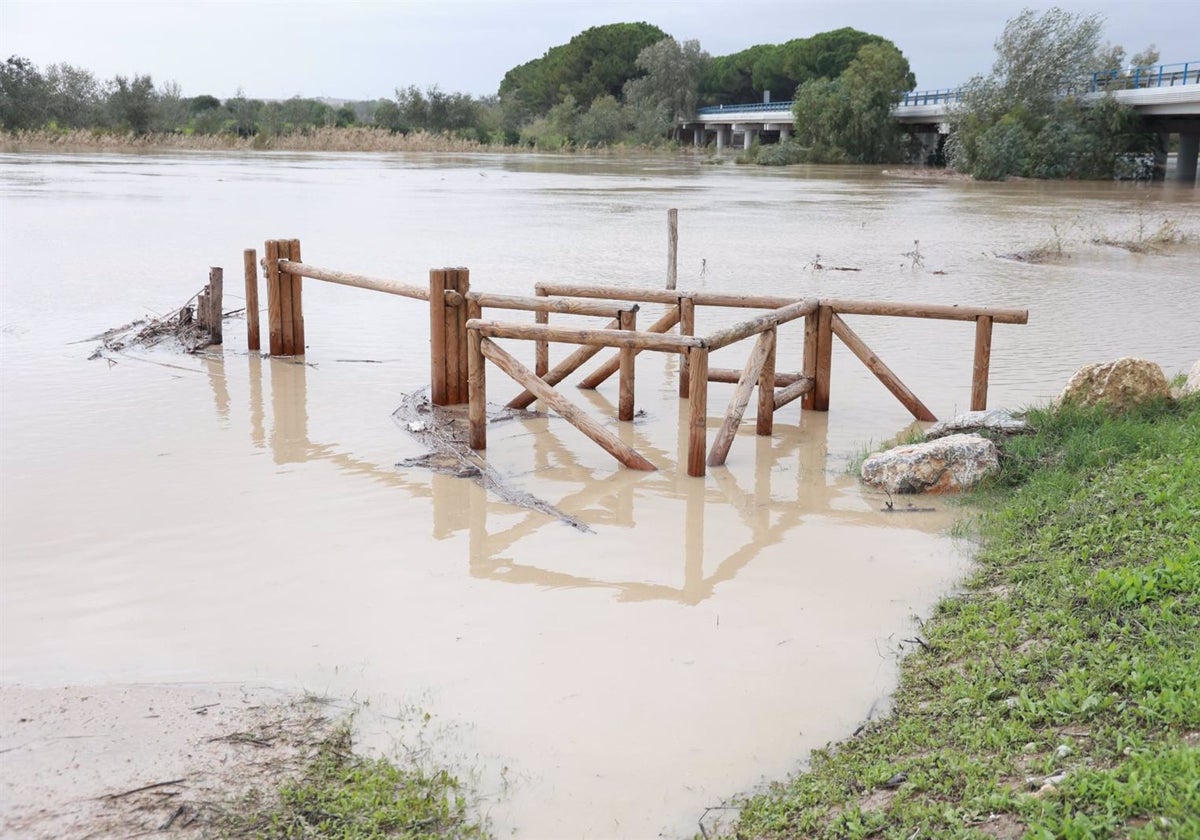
[813,304,833,411]
[467,298,486,450]
[197,291,210,333]
[687,347,709,477]
[278,241,295,355]
[678,294,695,398]
[244,248,260,351]
[265,240,283,356]
[208,266,223,345]
[429,269,448,405]
[288,239,304,355]
[535,286,549,377]
[618,309,636,421]
[971,315,993,411]
[667,208,678,290]
[757,327,776,435]
[801,309,818,411]
[453,268,470,403]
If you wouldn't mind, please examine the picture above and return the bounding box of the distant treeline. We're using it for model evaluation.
[1,23,907,150]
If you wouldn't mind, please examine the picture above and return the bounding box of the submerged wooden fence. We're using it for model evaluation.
[244,236,1027,477]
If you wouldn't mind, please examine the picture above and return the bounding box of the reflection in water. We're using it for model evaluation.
[232,351,942,607]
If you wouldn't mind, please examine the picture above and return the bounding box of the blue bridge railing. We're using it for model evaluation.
[1090,61,1198,91]
[698,60,1198,117]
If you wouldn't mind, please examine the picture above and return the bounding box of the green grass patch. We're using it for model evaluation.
[734,396,1200,839]
[222,722,489,839]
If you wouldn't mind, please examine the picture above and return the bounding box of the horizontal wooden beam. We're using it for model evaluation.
[709,368,803,386]
[278,259,428,301]
[825,298,1028,324]
[469,292,638,318]
[467,319,704,352]
[773,376,815,410]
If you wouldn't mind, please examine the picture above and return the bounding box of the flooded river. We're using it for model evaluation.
[1,151,1197,838]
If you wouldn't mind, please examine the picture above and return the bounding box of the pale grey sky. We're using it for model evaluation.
[2,0,1197,101]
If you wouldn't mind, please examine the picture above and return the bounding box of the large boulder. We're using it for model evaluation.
[1174,360,1200,399]
[861,433,999,494]
[925,409,1031,440]
[1055,357,1170,410]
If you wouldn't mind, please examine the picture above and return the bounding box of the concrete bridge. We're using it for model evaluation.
[682,60,1200,183]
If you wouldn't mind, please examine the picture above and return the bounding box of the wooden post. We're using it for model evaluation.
[618,309,636,421]
[467,300,486,450]
[265,240,283,356]
[207,267,223,345]
[830,314,936,422]
[287,240,304,355]
[479,338,656,471]
[756,327,775,435]
[667,208,678,290]
[972,315,993,411]
[801,309,817,410]
[429,269,448,405]
[679,295,695,398]
[535,286,549,377]
[687,347,709,477]
[813,304,833,411]
[444,267,469,404]
[277,241,295,355]
[244,248,260,351]
[197,290,210,334]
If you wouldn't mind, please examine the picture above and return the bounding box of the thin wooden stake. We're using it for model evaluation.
[265,240,283,356]
[972,315,993,411]
[480,338,656,471]
[618,309,636,421]
[207,267,223,345]
[667,208,678,290]
[278,241,295,355]
[535,286,549,377]
[244,248,260,351]
[830,314,936,422]
[708,329,773,467]
[687,347,709,477]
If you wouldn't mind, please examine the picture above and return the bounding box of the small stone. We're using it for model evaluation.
[925,409,1031,439]
[1055,357,1171,411]
[861,433,999,494]
[1054,744,1072,759]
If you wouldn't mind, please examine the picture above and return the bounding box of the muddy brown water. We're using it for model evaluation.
[1,151,1198,838]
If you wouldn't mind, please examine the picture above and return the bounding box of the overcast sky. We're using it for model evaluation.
[3,1,1197,101]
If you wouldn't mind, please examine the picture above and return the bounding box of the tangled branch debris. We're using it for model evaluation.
[393,390,593,533]
[87,289,239,360]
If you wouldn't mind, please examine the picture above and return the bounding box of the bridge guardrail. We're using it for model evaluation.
[1091,61,1198,92]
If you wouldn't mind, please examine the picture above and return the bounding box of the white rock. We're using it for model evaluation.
[925,409,1031,439]
[861,433,999,494]
[1055,357,1170,410]
[1174,360,1200,399]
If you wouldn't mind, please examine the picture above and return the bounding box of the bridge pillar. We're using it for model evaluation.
[779,125,791,141]
[693,126,703,147]
[741,126,756,150]
[1177,133,1199,184]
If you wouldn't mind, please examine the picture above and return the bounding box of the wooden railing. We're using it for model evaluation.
[245,238,1028,478]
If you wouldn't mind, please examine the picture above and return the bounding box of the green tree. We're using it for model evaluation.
[947,7,1154,180]
[45,63,100,128]
[575,95,624,146]
[107,74,157,133]
[499,22,667,117]
[0,56,49,129]
[789,42,914,163]
[622,37,709,141]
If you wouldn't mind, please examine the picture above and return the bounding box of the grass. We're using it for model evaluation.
[734,395,1200,839]
[220,721,489,839]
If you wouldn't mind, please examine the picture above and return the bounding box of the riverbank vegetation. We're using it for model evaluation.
[1,23,906,153]
[735,393,1200,838]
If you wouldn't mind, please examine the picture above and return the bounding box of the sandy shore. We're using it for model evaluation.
[0,683,337,838]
